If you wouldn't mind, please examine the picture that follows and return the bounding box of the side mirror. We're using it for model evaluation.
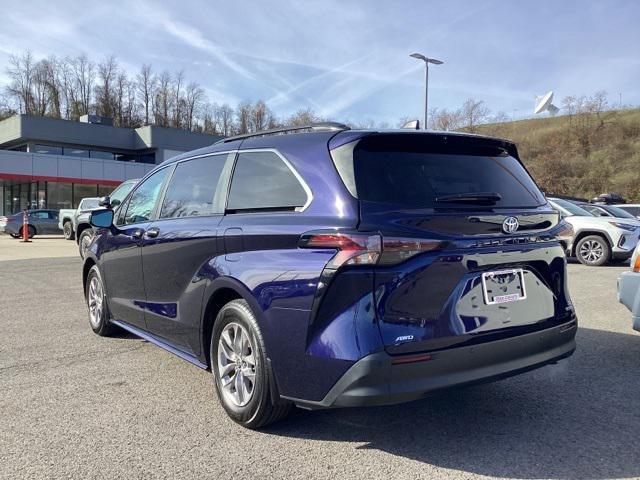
[111,198,121,207]
[90,209,114,228]
[99,196,111,208]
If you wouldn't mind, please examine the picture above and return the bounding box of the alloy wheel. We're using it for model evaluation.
[217,322,257,407]
[579,239,604,263]
[80,234,92,258]
[87,276,103,328]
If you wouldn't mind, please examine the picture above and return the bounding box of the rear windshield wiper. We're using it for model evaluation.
[435,192,502,204]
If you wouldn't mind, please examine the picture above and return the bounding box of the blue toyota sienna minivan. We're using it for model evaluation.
[84,123,577,428]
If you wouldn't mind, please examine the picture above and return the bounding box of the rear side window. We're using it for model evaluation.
[350,134,544,208]
[227,151,308,211]
[160,154,227,218]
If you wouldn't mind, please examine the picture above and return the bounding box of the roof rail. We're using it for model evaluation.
[215,122,350,144]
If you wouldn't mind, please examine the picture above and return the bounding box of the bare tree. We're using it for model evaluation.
[172,70,184,128]
[5,51,36,114]
[236,101,251,134]
[184,82,204,131]
[68,54,95,119]
[95,55,118,118]
[136,64,156,125]
[460,98,490,132]
[427,107,464,131]
[214,103,235,136]
[154,71,173,127]
[249,100,273,132]
[113,71,132,127]
[0,92,16,120]
[285,108,320,127]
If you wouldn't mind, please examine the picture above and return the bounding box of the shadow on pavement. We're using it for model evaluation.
[267,326,640,479]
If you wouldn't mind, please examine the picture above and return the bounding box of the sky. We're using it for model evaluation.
[0,0,638,125]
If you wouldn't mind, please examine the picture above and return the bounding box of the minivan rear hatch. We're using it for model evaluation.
[330,132,572,355]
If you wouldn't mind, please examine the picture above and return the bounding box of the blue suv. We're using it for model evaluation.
[84,123,577,428]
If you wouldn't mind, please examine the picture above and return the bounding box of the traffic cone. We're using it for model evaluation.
[20,210,31,243]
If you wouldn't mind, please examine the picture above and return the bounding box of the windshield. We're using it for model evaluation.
[352,135,545,209]
[602,205,637,219]
[550,198,594,216]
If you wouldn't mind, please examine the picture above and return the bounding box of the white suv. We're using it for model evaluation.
[548,197,640,266]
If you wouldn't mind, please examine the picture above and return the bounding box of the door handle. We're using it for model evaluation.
[145,227,160,239]
[132,229,144,239]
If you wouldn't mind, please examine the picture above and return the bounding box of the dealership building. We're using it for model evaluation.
[0,114,223,215]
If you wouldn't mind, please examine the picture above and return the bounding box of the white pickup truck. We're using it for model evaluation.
[58,198,101,240]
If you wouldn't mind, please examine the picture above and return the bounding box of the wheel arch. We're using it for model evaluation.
[76,223,92,244]
[200,278,264,368]
[22,224,37,235]
[82,257,97,292]
[571,229,613,256]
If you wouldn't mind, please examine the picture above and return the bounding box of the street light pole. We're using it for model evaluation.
[410,53,443,130]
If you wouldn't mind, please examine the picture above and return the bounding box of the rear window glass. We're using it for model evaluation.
[80,199,100,209]
[352,135,544,208]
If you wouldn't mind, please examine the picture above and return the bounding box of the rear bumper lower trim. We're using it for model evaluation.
[285,318,577,409]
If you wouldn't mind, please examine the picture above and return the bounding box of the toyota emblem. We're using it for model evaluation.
[502,216,519,234]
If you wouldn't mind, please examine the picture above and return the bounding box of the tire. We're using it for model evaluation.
[210,299,292,429]
[63,221,75,240]
[85,265,115,336]
[575,235,611,266]
[9,233,19,239]
[19,226,35,239]
[78,229,93,259]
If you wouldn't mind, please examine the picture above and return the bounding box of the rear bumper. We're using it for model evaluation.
[618,271,640,332]
[1,225,18,235]
[287,318,577,409]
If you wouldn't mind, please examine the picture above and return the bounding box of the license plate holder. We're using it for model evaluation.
[481,268,526,305]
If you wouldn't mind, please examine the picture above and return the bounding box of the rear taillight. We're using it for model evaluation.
[298,233,381,268]
[299,231,441,268]
[0,216,6,223]
[555,221,574,243]
[379,237,441,265]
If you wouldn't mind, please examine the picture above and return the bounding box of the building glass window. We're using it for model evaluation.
[114,153,137,162]
[90,150,115,160]
[138,153,156,164]
[65,148,90,158]
[47,182,73,210]
[73,184,99,207]
[98,185,114,197]
[34,144,63,155]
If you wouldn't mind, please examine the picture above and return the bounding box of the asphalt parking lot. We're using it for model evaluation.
[1,239,639,479]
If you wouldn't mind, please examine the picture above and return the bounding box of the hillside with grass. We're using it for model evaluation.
[475,108,640,202]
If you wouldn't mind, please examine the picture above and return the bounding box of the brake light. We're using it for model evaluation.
[299,231,442,268]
